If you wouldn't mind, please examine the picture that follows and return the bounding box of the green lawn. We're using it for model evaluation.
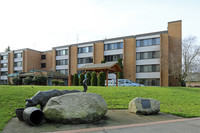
[1,85,200,132]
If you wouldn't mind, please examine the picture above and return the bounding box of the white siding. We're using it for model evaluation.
[136,45,160,53]
[56,65,68,70]
[14,58,23,62]
[1,68,8,71]
[56,55,68,60]
[136,35,160,40]
[104,49,123,56]
[14,67,23,71]
[136,72,160,79]
[55,47,69,51]
[136,59,160,65]
[104,39,123,44]
[78,52,93,58]
[77,43,93,48]
[1,60,8,63]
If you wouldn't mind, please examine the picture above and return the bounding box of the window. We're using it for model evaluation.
[136,38,160,47]
[104,54,123,62]
[56,69,68,75]
[1,55,8,60]
[78,46,93,54]
[41,55,46,60]
[41,63,46,68]
[14,53,22,58]
[104,42,123,51]
[56,49,68,56]
[136,51,160,60]
[136,64,160,73]
[14,62,22,67]
[1,63,8,68]
[56,59,68,65]
[78,57,93,64]
[1,71,8,76]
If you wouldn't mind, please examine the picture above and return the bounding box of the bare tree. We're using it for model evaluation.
[169,36,200,85]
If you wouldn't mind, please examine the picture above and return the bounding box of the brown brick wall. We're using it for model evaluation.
[52,49,56,71]
[123,37,136,81]
[9,52,14,74]
[24,49,41,72]
[69,46,78,74]
[160,33,169,86]
[168,21,182,86]
[93,42,104,64]
[41,51,52,71]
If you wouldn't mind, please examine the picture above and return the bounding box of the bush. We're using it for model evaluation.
[52,79,59,86]
[12,77,22,85]
[118,58,123,79]
[86,72,91,86]
[101,58,106,63]
[79,73,85,86]
[73,73,79,86]
[58,80,64,86]
[98,71,105,86]
[33,75,47,85]
[91,72,97,86]
[23,77,33,85]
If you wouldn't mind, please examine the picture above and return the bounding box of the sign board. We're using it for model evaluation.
[141,99,151,108]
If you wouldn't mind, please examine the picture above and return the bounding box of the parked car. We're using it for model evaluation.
[106,79,145,86]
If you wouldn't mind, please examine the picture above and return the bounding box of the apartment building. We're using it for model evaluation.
[0,20,182,86]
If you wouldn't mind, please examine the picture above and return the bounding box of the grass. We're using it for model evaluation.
[1,85,200,132]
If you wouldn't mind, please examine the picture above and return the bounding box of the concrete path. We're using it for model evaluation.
[52,117,200,133]
[3,110,187,133]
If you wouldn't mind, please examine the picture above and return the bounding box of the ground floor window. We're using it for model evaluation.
[56,69,68,75]
[136,78,160,86]
[0,80,7,84]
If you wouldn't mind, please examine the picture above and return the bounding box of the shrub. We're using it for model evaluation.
[12,77,22,85]
[52,79,59,86]
[58,80,64,86]
[98,71,105,86]
[33,75,47,85]
[91,72,97,86]
[118,58,123,79]
[101,58,106,63]
[86,72,91,86]
[79,73,85,86]
[23,77,33,85]
[73,73,79,86]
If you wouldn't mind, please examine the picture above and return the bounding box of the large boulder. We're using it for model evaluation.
[43,92,108,123]
[129,97,160,115]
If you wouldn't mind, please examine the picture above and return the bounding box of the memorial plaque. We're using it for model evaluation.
[141,99,151,108]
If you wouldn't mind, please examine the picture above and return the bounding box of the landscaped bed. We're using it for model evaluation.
[0,85,200,131]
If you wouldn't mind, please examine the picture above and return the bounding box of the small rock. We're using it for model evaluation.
[43,92,108,123]
[129,97,160,115]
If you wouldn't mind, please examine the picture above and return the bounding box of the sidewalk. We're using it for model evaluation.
[52,117,200,133]
[3,110,186,133]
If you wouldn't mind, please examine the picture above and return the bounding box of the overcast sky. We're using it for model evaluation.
[0,0,200,52]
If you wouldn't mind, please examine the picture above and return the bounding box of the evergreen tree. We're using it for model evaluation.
[98,71,105,86]
[91,72,97,86]
[73,73,79,86]
[86,72,91,86]
[5,46,11,52]
[79,73,85,86]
